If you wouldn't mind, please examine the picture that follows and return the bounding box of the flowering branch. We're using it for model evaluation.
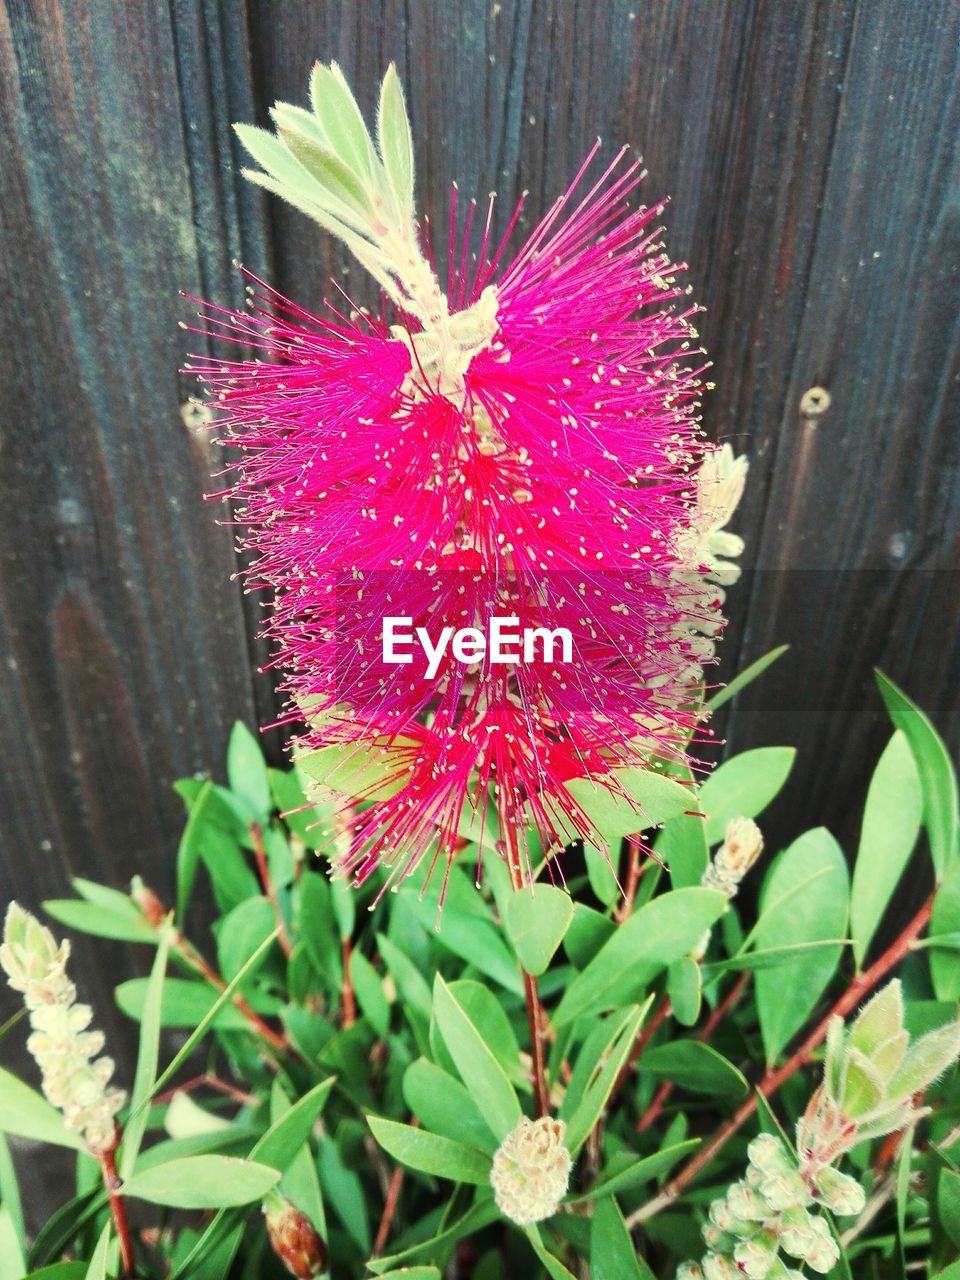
[626,894,935,1229]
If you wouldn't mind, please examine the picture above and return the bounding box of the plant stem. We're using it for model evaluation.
[341,938,356,1028]
[625,894,934,1229]
[251,822,293,957]
[373,1122,416,1255]
[637,971,751,1133]
[99,1138,134,1275]
[173,931,290,1054]
[502,835,551,1117]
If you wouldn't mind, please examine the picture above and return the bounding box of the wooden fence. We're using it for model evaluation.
[1,0,958,1098]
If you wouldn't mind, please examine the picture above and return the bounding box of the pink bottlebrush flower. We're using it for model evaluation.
[186,64,730,899]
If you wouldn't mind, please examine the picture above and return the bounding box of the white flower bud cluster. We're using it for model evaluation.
[0,903,126,1156]
[490,1115,572,1225]
[702,817,764,899]
[677,1133,864,1279]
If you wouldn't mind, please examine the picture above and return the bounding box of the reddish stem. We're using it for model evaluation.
[626,895,934,1229]
[174,933,289,1054]
[637,971,751,1133]
[251,822,293,958]
[154,1072,260,1109]
[524,969,551,1117]
[373,1124,415,1255]
[341,938,356,1028]
[614,838,648,923]
[99,1138,134,1275]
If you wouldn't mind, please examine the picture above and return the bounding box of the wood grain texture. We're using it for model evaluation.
[0,0,957,1124]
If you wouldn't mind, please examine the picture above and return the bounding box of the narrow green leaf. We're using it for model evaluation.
[216,896,277,981]
[0,1204,25,1279]
[350,949,390,1036]
[150,929,280,1099]
[227,721,271,817]
[0,1133,24,1248]
[377,1270,441,1280]
[699,747,796,843]
[377,63,415,217]
[877,670,959,877]
[378,933,432,1020]
[938,1167,960,1247]
[640,1040,748,1098]
[930,861,960,1001]
[706,645,789,712]
[119,925,171,1179]
[367,1115,491,1184]
[566,1138,700,1203]
[554,888,727,1025]
[562,1004,646,1155]
[433,974,521,1140]
[851,731,923,968]
[252,1077,335,1172]
[525,1224,578,1278]
[0,1069,82,1150]
[402,1059,498,1155]
[310,61,379,178]
[756,828,849,1063]
[83,1223,110,1280]
[366,1197,499,1274]
[116,978,251,1030]
[296,738,409,802]
[591,1196,651,1279]
[42,899,155,944]
[123,1155,280,1208]
[503,884,574,975]
[666,955,702,1025]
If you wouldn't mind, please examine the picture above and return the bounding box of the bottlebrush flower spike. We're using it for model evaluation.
[187,64,741,898]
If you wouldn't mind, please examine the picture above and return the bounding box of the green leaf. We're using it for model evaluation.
[378,933,432,1021]
[658,806,710,889]
[667,956,702,1025]
[566,1139,700,1203]
[309,61,379,179]
[591,1196,653,1279]
[43,890,156,944]
[367,1115,491,1184]
[525,1225,578,1278]
[253,1077,335,1171]
[640,1041,748,1098]
[0,1204,25,1279]
[0,1134,24,1251]
[296,739,409,802]
[584,843,622,907]
[706,645,789,712]
[377,64,415,218]
[563,903,615,969]
[116,978,251,1030]
[216,896,277,981]
[319,1131,372,1253]
[561,1004,647,1155]
[150,929,281,1099]
[366,1197,499,1274]
[0,1069,82,1149]
[83,1223,110,1280]
[22,1267,87,1279]
[938,1167,960,1248]
[503,884,574,975]
[227,721,271,817]
[350,949,390,1036]
[931,861,960,1001]
[377,1270,441,1280]
[755,828,849,1063]
[851,731,923,968]
[119,926,171,1179]
[554,887,727,1025]
[123,1155,280,1208]
[699,747,796,843]
[877,670,959,877]
[433,974,521,1141]
[402,1059,498,1155]
[430,980,522,1085]
[562,767,696,852]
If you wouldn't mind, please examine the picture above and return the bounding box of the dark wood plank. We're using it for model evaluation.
[0,0,267,1044]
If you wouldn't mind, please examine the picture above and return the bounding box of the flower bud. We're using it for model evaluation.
[490,1116,571,1225]
[726,1179,769,1222]
[813,1166,866,1216]
[733,1232,779,1279]
[703,818,764,898]
[263,1195,327,1278]
[676,1265,704,1280]
[131,877,168,929]
[747,1133,792,1175]
[0,904,125,1156]
[702,1252,740,1280]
